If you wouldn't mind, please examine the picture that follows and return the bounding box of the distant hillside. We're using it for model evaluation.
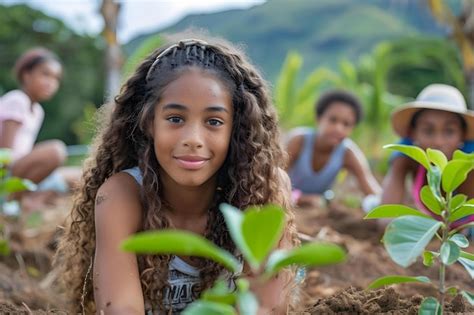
[126,0,448,82]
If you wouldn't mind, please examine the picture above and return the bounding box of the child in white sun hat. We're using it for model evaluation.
[380,83,474,231]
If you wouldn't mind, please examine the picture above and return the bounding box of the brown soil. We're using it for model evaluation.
[1,184,474,314]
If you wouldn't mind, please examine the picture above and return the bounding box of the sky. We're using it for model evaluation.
[3,0,265,42]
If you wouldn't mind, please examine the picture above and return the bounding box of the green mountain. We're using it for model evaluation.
[125,0,447,82]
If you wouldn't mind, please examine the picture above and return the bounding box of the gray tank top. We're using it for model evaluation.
[288,128,348,194]
[122,167,243,314]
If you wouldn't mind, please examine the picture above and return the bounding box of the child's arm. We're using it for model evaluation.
[344,140,381,196]
[381,156,412,204]
[94,173,145,314]
[285,133,304,171]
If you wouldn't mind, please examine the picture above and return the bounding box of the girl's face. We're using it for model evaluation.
[152,68,233,188]
[22,60,62,102]
[411,110,464,158]
[317,102,356,146]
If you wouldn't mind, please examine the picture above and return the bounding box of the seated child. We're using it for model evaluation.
[286,90,381,207]
[381,83,474,229]
[0,48,81,212]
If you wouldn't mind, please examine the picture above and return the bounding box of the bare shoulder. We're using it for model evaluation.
[95,172,143,234]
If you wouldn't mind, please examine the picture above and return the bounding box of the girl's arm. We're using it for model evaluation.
[0,120,21,149]
[285,133,304,171]
[381,156,413,204]
[94,173,145,315]
[344,140,381,196]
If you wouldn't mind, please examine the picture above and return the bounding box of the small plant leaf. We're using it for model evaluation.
[367,275,430,289]
[241,205,285,270]
[449,234,469,248]
[460,251,474,261]
[420,186,442,215]
[201,280,236,305]
[384,144,430,170]
[422,251,436,267]
[446,287,458,296]
[0,148,12,165]
[220,204,285,271]
[383,216,442,267]
[461,291,474,306]
[1,177,37,194]
[364,204,432,220]
[122,230,240,273]
[427,148,447,171]
[442,160,474,194]
[453,150,474,160]
[418,297,442,315]
[183,301,237,315]
[0,239,10,256]
[237,291,258,315]
[440,241,460,265]
[264,242,346,277]
[427,166,442,201]
[458,257,474,279]
[449,194,467,211]
[449,204,474,222]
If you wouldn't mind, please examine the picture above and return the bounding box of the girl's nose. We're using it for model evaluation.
[182,125,204,149]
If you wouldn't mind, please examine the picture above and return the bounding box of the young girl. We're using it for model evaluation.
[382,84,474,227]
[55,37,298,314]
[286,90,381,207]
[0,48,80,209]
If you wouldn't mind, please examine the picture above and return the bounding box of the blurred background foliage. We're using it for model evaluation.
[0,0,468,172]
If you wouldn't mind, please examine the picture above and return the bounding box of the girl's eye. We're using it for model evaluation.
[208,119,223,126]
[167,116,183,124]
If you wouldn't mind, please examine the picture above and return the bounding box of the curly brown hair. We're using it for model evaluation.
[54,34,298,314]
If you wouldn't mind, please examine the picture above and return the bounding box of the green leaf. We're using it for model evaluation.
[440,241,460,265]
[427,166,442,201]
[367,275,430,289]
[220,204,285,271]
[447,287,458,296]
[442,160,474,193]
[264,242,346,277]
[449,234,469,248]
[420,186,442,215]
[449,194,467,211]
[423,251,437,267]
[449,204,474,222]
[0,148,12,165]
[0,177,37,195]
[242,205,285,269]
[418,297,441,315]
[383,216,443,267]
[384,144,430,170]
[0,239,10,256]
[453,150,474,160]
[364,204,432,220]
[461,291,474,305]
[183,301,237,315]
[122,230,239,273]
[427,148,447,171]
[201,280,236,305]
[458,257,474,279]
[460,251,474,261]
[237,291,258,315]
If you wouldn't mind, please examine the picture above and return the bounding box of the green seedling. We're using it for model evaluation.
[123,203,346,314]
[365,144,474,314]
[0,148,37,256]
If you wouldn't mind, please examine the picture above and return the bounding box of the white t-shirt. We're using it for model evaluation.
[0,89,44,161]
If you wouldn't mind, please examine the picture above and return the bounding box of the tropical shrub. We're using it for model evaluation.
[123,203,346,314]
[365,144,474,313]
